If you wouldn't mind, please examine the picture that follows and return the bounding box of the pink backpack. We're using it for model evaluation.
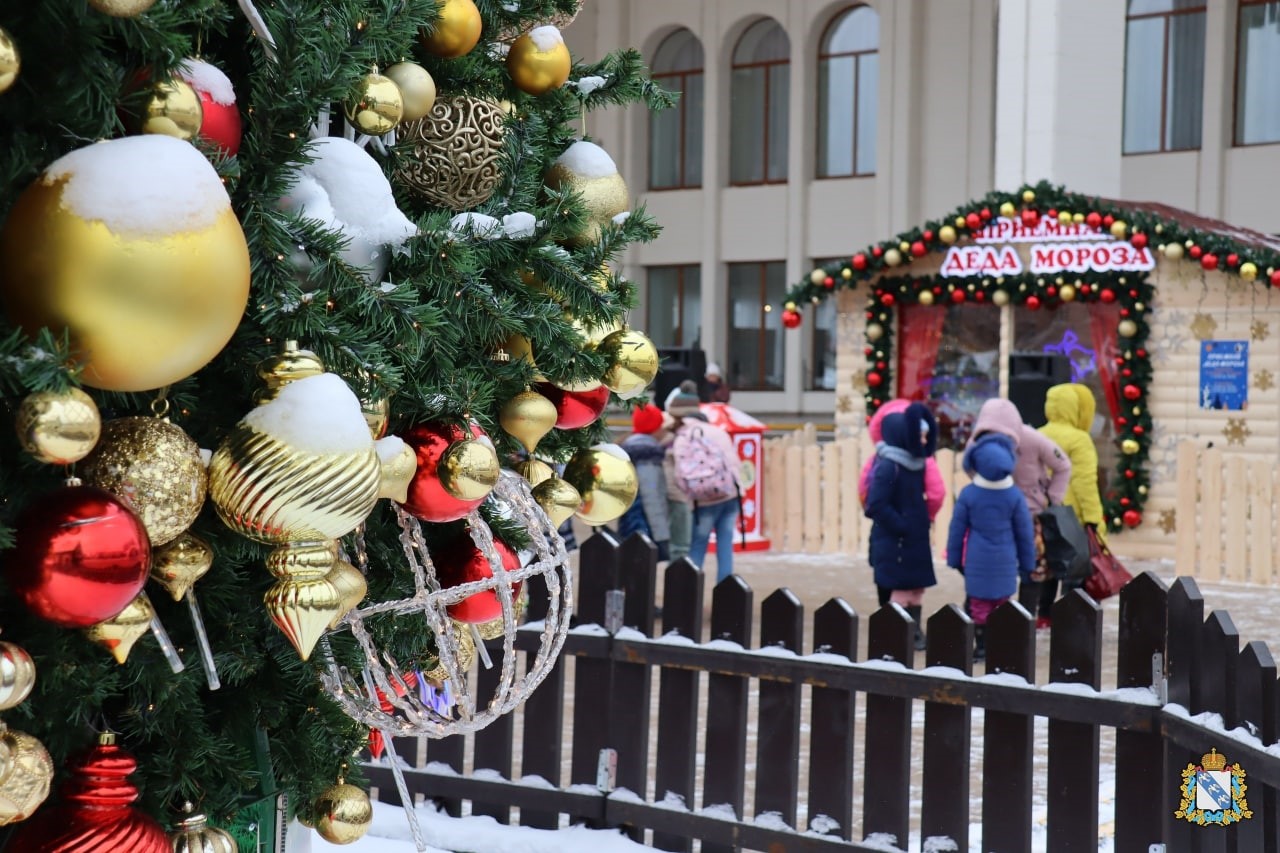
[673,426,737,504]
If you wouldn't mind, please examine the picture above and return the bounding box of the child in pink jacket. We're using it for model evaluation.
[859,399,947,607]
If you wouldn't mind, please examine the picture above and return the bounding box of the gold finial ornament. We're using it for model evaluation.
[515,458,554,487]
[151,532,215,602]
[500,389,558,453]
[84,593,154,665]
[0,643,36,712]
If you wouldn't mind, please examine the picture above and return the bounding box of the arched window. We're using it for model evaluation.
[649,29,704,190]
[817,5,878,178]
[1123,0,1205,153]
[730,19,790,185]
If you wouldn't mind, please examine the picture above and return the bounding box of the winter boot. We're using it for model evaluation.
[973,625,987,663]
[905,605,926,651]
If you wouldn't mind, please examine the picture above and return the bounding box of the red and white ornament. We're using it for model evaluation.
[177,58,242,156]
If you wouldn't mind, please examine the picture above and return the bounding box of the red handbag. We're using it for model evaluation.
[1083,526,1133,601]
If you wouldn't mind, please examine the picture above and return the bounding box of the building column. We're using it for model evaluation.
[1199,0,1234,219]
[874,0,925,234]
[699,3,724,368]
[783,1,813,411]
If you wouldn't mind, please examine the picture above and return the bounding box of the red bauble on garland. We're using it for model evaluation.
[950,289,965,304]
[782,309,803,329]
[1201,253,1218,271]
[1021,208,1040,227]
[177,58,242,156]
[1025,295,1041,310]
[852,253,868,271]
[1099,288,1117,304]
[431,533,522,624]
[1122,384,1142,401]
[1130,233,1147,249]
[1123,509,1142,528]
[1189,245,1202,260]
[7,485,150,628]
[910,240,927,257]
[879,292,895,307]
[1271,270,1280,287]
[538,382,610,430]
[401,421,499,522]
[965,212,981,229]
[866,372,883,387]
[1085,212,1102,229]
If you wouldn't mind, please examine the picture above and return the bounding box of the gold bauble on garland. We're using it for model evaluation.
[14,388,101,465]
[917,290,935,306]
[383,61,436,120]
[883,248,903,267]
[88,0,158,14]
[169,803,238,853]
[0,643,35,712]
[83,593,154,665]
[314,782,373,845]
[599,329,659,400]
[500,388,558,453]
[563,445,638,525]
[419,0,483,58]
[1059,284,1077,302]
[0,723,52,826]
[992,290,1010,306]
[507,28,572,96]
[439,436,501,501]
[0,27,18,95]
[395,96,506,210]
[1122,438,1140,455]
[344,70,403,136]
[544,141,629,246]
[866,323,884,342]
[532,475,581,527]
[1118,319,1138,338]
[150,532,214,602]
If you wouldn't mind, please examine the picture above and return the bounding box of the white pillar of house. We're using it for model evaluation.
[994,0,1126,196]
[782,0,814,413]
[699,2,724,370]
[1198,0,1234,219]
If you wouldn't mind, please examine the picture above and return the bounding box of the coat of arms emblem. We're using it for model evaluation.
[1175,748,1251,826]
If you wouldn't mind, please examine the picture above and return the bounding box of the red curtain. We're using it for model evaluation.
[897,304,948,401]
[1087,303,1121,425]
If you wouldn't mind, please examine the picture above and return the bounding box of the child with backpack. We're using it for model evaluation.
[667,388,741,583]
[946,434,1036,662]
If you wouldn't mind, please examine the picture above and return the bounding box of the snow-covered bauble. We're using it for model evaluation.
[177,58,242,155]
[544,140,629,246]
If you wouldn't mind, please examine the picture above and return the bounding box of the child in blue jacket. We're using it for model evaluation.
[946,434,1036,661]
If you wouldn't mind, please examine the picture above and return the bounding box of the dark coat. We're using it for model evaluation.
[947,436,1037,600]
[864,404,937,591]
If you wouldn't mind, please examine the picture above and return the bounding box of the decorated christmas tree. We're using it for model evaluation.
[0,0,668,848]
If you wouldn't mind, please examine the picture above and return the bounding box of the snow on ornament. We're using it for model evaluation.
[545,140,629,246]
[279,137,416,286]
[177,58,242,155]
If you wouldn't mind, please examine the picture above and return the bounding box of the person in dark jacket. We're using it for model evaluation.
[946,435,1036,661]
[618,403,672,560]
[864,402,937,650]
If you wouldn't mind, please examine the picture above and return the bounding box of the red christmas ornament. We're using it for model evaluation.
[1021,208,1040,227]
[431,534,523,624]
[1079,284,1092,296]
[1131,233,1147,250]
[1189,245,1202,260]
[1120,308,1130,317]
[1272,270,1280,287]
[1046,285,1058,298]
[1086,212,1102,229]
[1114,357,1125,367]
[823,276,834,289]
[7,485,150,628]
[974,290,986,302]
[1136,348,1147,358]
[1025,295,1041,311]
[876,361,886,370]
[872,398,883,407]
[1120,497,1131,507]
[1227,253,1239,268]
[922,229,934,242]
[872,246,884,258]
[1124,469,1136,480]
[1122,368,1132,377]
[177,58,242,156]
[401,421,498,522]
[950,289,966,304]
[864,346,873,356]
[932,286,944,296]
[1122,384,1141,401]
[979,207,992,221]
[1103,214,1115,228]
[9,734,168,853]
[1129,288,1139,298]
[782,308,803,329]
[1099,288,1117,304]
[880,292,895,307]
[1123,509,1142,527]
[867,372,883,387]
[540,383,611,431]
[965,212,981,230]
[1047,208,1058,220]
[910,241,927,258]
[852,253,868,271]
[1201,253,1218,271]
[1117,416,1128,426]
[1134,425,1145,435]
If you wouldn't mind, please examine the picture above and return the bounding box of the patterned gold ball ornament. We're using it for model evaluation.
[544,141,629,246]
[88,0,158,14]
[383,61,436,121]
[599,329,659,400]
[418,0,483,58]
[531,475,581,527]
[84,592,154,665]
[1122,438,1141,454]
[563,444,638,525]
[151,532,214,602]
[501,388,558,453]
[0,26,18,95]
[344,70,403,136]
[130,77,204,141]
[1118,319,1138,338]
[314,782,373,845]
[0,722,53,826]
[0,643,36,712]
[325,559,367,629]
[79,417,208,548]
[14,388,101,465]
[395,97,506,210]
[507,27,572,96]
[169,803,238,853]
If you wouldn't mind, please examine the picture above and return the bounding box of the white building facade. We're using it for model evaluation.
[564,0,1280,416]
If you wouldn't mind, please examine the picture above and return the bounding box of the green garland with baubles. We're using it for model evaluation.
[782,180,1278,533]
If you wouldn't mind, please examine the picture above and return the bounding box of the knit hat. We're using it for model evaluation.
[706,362,723,378]
[631,403,664,434]
[666,389,702,419]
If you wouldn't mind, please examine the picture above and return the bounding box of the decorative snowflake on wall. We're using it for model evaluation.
[1256,369,1275,392]
[1223,417,1251,446]
[836,395,853,414]
[1158,509,1177,535]
[1148,309,1189,366]
[1253,320,1271,342]
[1190,312,1218,341]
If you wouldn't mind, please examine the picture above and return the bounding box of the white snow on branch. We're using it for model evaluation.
[570,75,608,96]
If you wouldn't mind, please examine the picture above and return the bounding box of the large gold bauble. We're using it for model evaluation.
[0,643,35,712]
[314,783,373,845]
[599,329,659,400]
[991,290,1010,307]
[439,438,501,501]
[395,97,505,211]
[384,61,436,121]
[0,27,18,95]
[344,71,403,136]
[83,592,154,665]
[0,138,251,392]
[515,458,554,487]
[130,78,204,141]
[866,323,884,342]
[151,532,214,602]
[500,389,558,453]
[88,0,158,14]
[169,804,238,853]
[0,724,52,826]
[1118,319,1138,338]
[563,445,638,525]
[545,142,630,246]
[326,559,367,629]
[507,29,572,96]
[532,475,581,527]
[80,417,208,547]
[14,388,101,465]
[1059,284,1077,302]
[419,0,483,58]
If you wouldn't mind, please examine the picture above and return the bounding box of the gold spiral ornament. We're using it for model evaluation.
[150,532,214,602]
[394,97,506,210]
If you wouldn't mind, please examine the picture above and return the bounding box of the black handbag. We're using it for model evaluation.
[1038,503,1091,582]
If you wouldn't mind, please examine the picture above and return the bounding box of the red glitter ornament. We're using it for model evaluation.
[401,420,500,522]
[430,534,522,624]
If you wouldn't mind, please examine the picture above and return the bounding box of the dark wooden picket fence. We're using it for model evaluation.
[364,531,1280,852]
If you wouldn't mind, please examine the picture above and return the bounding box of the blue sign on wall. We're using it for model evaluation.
[1199,340,1249,411]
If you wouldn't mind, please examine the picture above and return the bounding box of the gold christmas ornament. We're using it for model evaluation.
[376,438,417,503]
[422,620,475,682]
[395,97,506,210]
[515,458,554,487]
[473,589,525,640]
[1110,220,1128,239]
[1059,284,1077,302]
[917,290,935,307]
[84,592,154,665]
[1022,189,1036,203]
[344,71,403,136]
[0,723,53,826]
[131,77,204,141]
[938,225,956,245]
[0,27,18,95]
[79,417,208,547]
[599,329,659,400]
[544,141,629,246]
[992,290,1010,306]
[440,436,501,501]
[0,137,251,392]
[326,559,367,629]
[419,0,483,58]
[563,445,638,525]
[809,269,825,286]
[151,532,214,602]
[1122,438,1140,455]
[1118,319,1138,338]
[883,248,903,267]
[169,803,238,853]
[1241,261,1259,281]
[314,782,373,845]
[531,475,581,527]
[362,396,390,440]
[14,388,101,465]
[0,643,35,712]
[507,27,572,96]
[866,323,884,342]
[501,389,558,453]
[88,0,158,14]
[1163,242,1184,261]
[999,201,1016,218]
[383,61,436,121]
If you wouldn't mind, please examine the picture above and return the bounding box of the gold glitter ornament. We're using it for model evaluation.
[314,783,373,845]
[83,592,154,665]
[150,532,214,602]
[500,388,558,453]
[515,458,554,487]
[563,445,638,525]
[531,475,581,527]
[383,61,436,121]
[507,28,572,96]
[14,388,101,465]
[79,417,208,548]
[418,0,483,58]
[0,723,53,826]
[0,643,35,712]
[344,71,403,136]
[169,803,238,853]
[0,27,18,95]
[395,97,506,210]
[599,329,659,400]
[544,141,629,246]
[88,0,158,15]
